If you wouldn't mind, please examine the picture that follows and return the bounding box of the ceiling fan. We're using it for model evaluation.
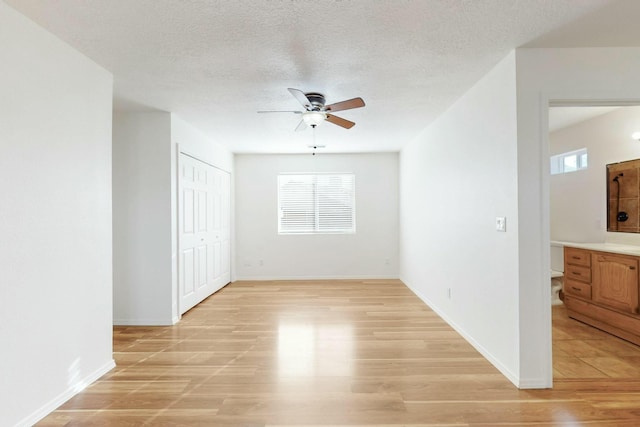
[258,88,365,131]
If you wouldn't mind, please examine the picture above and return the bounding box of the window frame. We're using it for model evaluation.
[277,173,356,235]
[550,148,588,175]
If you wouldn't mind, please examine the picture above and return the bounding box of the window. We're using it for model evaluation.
[278,173,355,234]
[550,148,588,175]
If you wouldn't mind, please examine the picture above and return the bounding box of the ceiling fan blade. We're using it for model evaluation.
[257,110,303,114]
[288,88,312,109]
[324,97,365,113]
[326,114,355,129]
[294,120,308,132]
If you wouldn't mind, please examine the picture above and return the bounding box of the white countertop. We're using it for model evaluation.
[552,240,640,257]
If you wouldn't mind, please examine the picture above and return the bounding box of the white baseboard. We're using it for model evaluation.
[518,377,552,389]
[113,318,176,326]
[234,275,400,281]
[402,279,523,389]
[16,359,115,427]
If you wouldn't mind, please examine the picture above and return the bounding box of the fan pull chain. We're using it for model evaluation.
[312,127,317,155]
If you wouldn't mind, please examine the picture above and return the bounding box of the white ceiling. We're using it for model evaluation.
[6,0,640,154]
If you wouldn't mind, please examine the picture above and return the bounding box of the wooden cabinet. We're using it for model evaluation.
[564,247,593,301]
[592,253,639,314]
[564,247,640,346]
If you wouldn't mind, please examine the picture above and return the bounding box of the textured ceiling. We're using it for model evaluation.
[5,0,639,153]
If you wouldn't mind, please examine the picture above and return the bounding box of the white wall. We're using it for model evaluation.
[0,3,114,426]
[113,112,174,325]
[550,106,640,244]
[400,53,521,386]
[171,115,233,173]
[113,112,234,325]
[401,48,640,389]
[515,47,640,388]
[235,153,399,279]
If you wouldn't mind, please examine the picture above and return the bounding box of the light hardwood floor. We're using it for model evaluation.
[38,280,640,426]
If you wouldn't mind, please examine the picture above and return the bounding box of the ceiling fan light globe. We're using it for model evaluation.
[302,111,326,127]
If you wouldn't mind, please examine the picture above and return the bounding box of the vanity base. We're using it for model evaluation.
[565,295,640,347]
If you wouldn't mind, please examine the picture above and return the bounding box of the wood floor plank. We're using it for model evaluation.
[552,356,610,379]
[36,280,640,426]
[580,356,640,378]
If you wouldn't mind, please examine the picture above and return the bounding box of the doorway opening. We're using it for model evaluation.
[548,104,640,381]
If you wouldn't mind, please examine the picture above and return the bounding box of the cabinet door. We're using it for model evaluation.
[592,253,639,314]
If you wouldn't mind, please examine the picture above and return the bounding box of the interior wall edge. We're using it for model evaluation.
[515,46,640,385]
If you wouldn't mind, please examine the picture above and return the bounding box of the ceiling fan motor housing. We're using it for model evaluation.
[305,92,326,110]
[258,88,363,131]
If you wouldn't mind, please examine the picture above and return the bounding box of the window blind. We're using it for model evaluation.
[278,173,355,234]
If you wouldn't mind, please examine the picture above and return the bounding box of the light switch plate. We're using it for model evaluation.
[496,216,507,232]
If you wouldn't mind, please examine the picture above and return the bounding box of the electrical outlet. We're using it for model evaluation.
[384,258,390,265]
[496,216,507,232]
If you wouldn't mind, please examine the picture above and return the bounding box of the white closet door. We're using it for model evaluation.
[211,168,231,291]
[220,170,231,284]
[178,153,231,315]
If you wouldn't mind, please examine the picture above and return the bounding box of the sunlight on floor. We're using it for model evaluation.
[277,322,353,378]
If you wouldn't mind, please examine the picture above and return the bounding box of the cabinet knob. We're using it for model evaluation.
[630,266,636,270]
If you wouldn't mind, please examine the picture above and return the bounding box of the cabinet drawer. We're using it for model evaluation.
[564,279,592,299]
[565,247,591,267]
[565,265,591,283]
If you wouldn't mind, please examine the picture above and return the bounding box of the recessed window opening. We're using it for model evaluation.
[278,173,355,235]
[550,148,588,175]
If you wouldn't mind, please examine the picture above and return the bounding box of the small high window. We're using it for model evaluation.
[551,148,588,175]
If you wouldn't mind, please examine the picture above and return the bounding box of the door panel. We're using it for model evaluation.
[183,189,194,234]
[179,155,213,314]
[197,190,208,232]
[220,170,231,283]
[592,253,639,314]
[182,248,195,296]
[210,167,231,291]
[197,245,208,289]
[221,240,230,276]
[213,240,222,280]
[178,153,231,315]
